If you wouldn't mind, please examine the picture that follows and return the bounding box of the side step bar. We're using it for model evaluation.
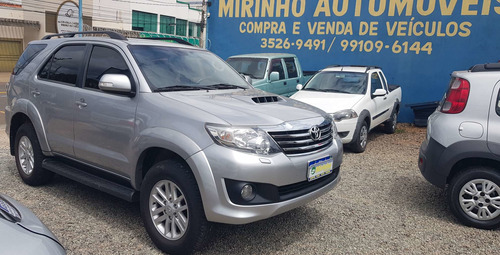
[42,158,139,202]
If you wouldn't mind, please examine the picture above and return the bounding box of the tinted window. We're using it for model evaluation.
[370,72,383,94]
[85,46,132,90]
[13,44,47,75]
[270,59,285,80]
[39,45,86,85]
[497,89,500,116]
[284,57,298,78]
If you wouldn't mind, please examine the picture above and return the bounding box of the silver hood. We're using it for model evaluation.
[160,89,328,126]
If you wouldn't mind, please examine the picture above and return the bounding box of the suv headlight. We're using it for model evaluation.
[331,109,358,122]
[206,124,281,155]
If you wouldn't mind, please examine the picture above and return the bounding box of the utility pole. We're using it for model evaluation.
[79,0,83,32]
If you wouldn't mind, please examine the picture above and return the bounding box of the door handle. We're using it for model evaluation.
[75,99,87,108]
[284,81,287,85]
[31,90,40,97]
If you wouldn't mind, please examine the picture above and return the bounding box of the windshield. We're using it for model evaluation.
[129,45,250,91]
[304,71,367,94]
[226,57,268,79]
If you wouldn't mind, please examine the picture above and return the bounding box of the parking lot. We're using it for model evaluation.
[1,123,499,254]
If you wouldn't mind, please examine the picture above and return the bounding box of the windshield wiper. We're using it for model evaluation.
[303,87,327,92]
[325,89,349,93]
[153,85,214,92]
[205,84,246,90]
[239,72,255,79]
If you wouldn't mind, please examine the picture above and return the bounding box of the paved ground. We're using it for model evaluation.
[1,124,499,254]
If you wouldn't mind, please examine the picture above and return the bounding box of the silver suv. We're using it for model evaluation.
[419,63,500,229]
[5,31,342,254]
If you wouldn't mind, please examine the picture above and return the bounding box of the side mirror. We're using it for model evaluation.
[372,88,386,97]
[269,71,279,82]
[99,74,132,93]
[242,74,252,85]
[296,84,303,90]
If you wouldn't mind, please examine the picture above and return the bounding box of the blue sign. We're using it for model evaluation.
[207,0,500,122]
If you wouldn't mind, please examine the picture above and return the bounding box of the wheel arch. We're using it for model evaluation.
[358,109,371,130]
[447,157,500,185]
[135,147,185,189]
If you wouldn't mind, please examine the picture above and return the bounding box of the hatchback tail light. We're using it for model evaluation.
[440,78,470,114]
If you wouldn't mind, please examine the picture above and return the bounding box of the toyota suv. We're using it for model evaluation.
[5,31,342,254]
[418,63,500,229]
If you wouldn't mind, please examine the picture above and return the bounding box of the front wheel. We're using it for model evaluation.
[140,160,209,254]
[447,166,500,229]
[349,121,368,153]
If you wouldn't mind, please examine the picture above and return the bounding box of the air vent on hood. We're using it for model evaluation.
[252,96,281,103]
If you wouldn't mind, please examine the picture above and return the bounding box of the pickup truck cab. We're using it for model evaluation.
[291,66,402,152]
[226,53,314,97]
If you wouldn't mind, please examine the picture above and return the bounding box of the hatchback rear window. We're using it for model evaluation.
[13,44,47,75]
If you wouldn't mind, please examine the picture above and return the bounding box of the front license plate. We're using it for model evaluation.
[307,156,333,182]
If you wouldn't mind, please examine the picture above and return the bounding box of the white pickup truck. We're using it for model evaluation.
[291,66,402,153]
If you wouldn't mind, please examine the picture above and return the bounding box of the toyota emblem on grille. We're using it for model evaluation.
[309,125,321,141]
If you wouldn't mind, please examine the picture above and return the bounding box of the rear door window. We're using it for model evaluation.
[38,45,86,86]
[284,57,298,78]
[13,44,47,75]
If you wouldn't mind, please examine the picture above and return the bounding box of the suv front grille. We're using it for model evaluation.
[268,122,333,155]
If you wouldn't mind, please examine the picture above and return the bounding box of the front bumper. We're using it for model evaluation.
[335,118,358,144]
[186,137,343,224]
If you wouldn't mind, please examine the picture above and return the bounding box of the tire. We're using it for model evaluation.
[349,121,368,153]
[140,160,210,255]
[447,166,500,229]
[384,110,398,134]
[14,123,53,186]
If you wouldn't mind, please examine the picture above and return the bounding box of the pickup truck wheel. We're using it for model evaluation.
[384,111,398,134]
[447,167,500,229]
[350,121,368,153]
[14,123,53,186]
[140,160,209,254]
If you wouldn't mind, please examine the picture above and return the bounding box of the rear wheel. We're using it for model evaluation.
[140,160,209,254]
[14,123,53,186]
[447,166,500,229]
[349,121,368,153]
[384,111,398,134]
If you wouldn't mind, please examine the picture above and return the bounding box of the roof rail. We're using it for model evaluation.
[137,37,194,46]
[469,63,500,72]
[325,65,381,72]
[42,31,127,40]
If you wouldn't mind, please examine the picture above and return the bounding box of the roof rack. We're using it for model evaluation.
[137,37,194,46]
[42,31,127,40]
[469,63,500,72]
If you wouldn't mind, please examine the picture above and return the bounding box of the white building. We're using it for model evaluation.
[0,0,205,71]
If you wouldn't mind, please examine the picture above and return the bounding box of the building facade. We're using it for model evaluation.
[0,0,204,71]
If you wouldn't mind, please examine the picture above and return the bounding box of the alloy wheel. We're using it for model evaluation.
[149,180,189,240]
[459,178,500,220]
[18,136,34,175]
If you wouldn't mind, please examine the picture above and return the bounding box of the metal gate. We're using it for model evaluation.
[0,39,22,72]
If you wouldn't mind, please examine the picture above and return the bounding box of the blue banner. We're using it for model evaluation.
[207,0,500,122]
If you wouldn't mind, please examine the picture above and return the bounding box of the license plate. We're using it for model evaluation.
[307,156,333,181]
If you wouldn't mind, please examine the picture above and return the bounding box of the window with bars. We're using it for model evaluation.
[132,10,157,32]
[176,19,187,36]
[160,15,175,34]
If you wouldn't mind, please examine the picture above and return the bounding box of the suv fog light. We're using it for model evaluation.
[241,184,256,201]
